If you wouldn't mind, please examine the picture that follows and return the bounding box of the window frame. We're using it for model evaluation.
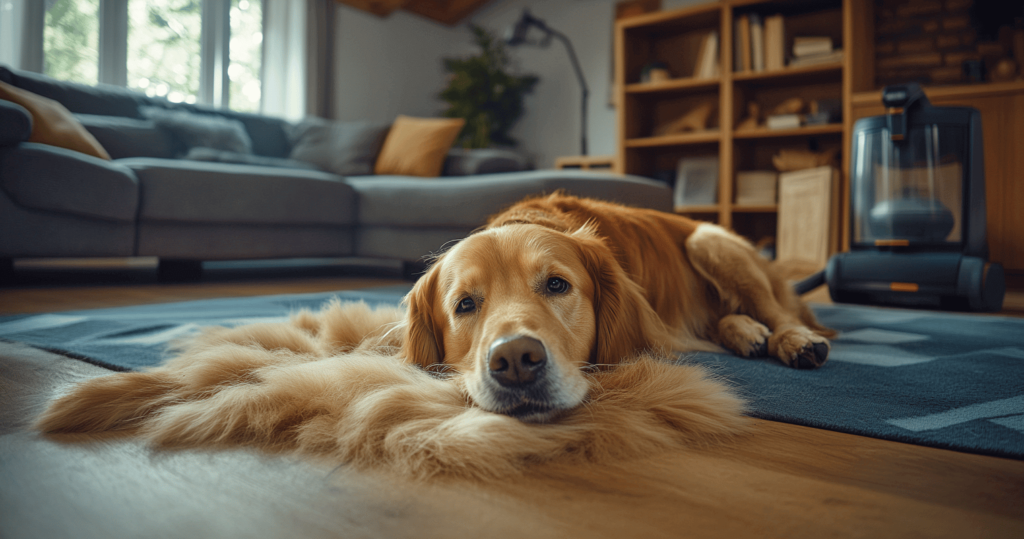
[13,0,254,110]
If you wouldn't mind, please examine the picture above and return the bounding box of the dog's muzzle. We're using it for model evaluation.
[484,335,561,422]
[488,335,547,387]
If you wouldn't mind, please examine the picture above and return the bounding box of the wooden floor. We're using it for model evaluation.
[1,261,1023,539]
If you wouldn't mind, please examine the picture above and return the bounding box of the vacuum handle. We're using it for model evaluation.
[883,83,929,143]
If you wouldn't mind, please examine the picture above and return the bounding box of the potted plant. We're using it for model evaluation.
[439,24,539,149]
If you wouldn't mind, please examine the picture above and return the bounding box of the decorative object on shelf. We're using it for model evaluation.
[735,170,778,205]
[736,102,760,130]
[772,147,838,172]
[962,59,985,84]
[765,98,805,130]
[990,58,1018,83]
[805,99,842,126]
[507,9,589,155]
[439,25,538,149]
[771,98,805,115]
[640,61,671,83]
[654,100,716,136]
[674,156,718,207]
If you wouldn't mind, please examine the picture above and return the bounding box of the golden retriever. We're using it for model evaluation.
[403,192,833,422]
[35,193,829,478]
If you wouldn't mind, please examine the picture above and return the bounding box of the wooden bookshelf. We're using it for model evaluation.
[615,0,848,249]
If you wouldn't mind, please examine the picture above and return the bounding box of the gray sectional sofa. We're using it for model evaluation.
[0,65,672,280]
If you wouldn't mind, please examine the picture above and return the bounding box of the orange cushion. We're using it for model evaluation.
[0,80,111,160]
[374,115,465,177]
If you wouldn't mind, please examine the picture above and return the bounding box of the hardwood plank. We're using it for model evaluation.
[1,342,1021,539]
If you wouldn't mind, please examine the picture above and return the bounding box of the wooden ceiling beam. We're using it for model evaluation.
[335,0,492,26]
[335,0,410,18]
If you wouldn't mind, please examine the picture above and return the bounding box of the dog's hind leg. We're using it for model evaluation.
[685,224,830,369]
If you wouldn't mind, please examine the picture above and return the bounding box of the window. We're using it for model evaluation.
[39,0,262,111]
[43,0,99,85]
[127,0,202,104]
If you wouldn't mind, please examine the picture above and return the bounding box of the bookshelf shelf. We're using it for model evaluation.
[625,77,720,94]
[616,0,848,248]
[732,63,842,84]
[731,205,778,213]
[674,205,721,214]
[625,131,721,148]
[733,123,842,139]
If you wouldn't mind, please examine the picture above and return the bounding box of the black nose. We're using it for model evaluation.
[488,336,548,387]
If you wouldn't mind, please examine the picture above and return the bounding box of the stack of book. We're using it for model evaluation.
[789,36,843,68]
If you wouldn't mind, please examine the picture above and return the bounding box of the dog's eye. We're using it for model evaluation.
[546,277,570,295]
[455,297,476,314]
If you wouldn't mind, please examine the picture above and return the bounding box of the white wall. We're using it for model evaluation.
[332,0,705,168]
[332,6,467,123]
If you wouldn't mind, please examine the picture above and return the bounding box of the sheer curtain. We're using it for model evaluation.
[261,0,335,120]
[0,0,44,72]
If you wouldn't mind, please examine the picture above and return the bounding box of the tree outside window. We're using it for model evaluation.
[43,0,99,86]
[42,0,262,112]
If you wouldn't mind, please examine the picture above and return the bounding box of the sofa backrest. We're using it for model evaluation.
[0,64,292,158]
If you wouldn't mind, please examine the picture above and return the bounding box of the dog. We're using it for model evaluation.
[34,193,828,478]
[401,192,833,423]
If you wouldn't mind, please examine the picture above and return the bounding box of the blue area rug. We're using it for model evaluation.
[1,285,1022,459]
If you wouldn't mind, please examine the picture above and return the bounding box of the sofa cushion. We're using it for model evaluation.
[0,81,111,159]
[121,158,356,226]
[288,117,391,176]
[346,170,673,228]
[0,142,138,222]
[77,114,180,159]
[374,115,464,177]
[184,147,320,170]
[0,65,147,118]
[142,107,253,155]
[0,99,32,146]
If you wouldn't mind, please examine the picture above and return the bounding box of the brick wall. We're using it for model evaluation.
[874,0,1014,87]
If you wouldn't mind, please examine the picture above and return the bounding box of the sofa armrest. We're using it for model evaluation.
[0,142,139,222]
[442,148,532,176]
[0,99,32,147]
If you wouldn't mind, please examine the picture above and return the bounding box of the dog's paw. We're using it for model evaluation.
[718,314,771,358]
[768,326,830,369]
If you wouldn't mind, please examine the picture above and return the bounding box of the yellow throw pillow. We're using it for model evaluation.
[0,80,111,160]
[374,115,465,177]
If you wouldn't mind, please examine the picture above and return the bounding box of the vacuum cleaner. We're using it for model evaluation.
[795,83,1005,311]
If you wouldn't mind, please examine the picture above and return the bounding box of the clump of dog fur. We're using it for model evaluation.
[35,300,749,481]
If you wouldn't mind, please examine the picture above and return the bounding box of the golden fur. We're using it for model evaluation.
[35,193,831,479]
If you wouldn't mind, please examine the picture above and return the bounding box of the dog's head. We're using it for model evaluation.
[401,223,671,422]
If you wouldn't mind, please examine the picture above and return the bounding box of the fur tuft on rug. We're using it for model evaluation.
[35,301,750,480]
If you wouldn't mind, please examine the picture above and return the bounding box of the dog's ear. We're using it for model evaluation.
[573,229,671,365]
[400,263,445,369]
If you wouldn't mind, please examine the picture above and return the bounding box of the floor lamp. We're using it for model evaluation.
[506,9,589,156]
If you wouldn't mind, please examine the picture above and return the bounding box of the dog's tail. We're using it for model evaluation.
[34,370,181,434]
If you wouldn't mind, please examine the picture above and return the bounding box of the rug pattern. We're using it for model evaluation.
[1,285,1021,459]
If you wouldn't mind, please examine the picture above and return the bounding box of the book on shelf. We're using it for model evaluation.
[738,14,752,72]
[793,36,833,57]
[735,171,778,205]
[766,113,802,130]
[749,13,764,72]
[776,166,840,267]
[693,31,719,79]
[788,49,844,68]
[764,14,785,71]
